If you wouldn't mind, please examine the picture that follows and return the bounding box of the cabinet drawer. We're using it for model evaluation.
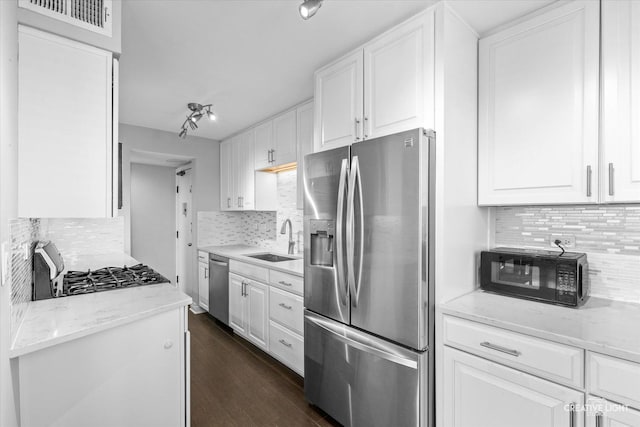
[269,287,303,335]
[588,352,640,409]
[198,251,207,263]
[443,315,584,387]
[269,270,303,296]
[269,321,304,376]
[229,260,269,283]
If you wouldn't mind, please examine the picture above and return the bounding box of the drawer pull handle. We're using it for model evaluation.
[278,303,293,310]
[279,339,292,348]
[278,280,292,287]
[480,341,521,357]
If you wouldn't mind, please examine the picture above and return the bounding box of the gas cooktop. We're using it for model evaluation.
[63,264,170,296]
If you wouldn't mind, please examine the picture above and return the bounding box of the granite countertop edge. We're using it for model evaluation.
[198,244,304,277]
[438,290,640,364]
[10,253,192,358]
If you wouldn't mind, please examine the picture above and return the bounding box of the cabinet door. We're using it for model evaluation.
[314,50,364,151]
[443,347,584,427]
[219,140,232,211]
[272,109,297,165]
[198,262,209,311]
[228,273,247,337]
[478,1,600,205]
[296,101,314,209]
[19,309,185,427]
[18,26,114,217]
[363,12,433,140]
[230,136,241,210]
[586,397,640,427]
[239,130,255,210]
[601,0,640,203]
[246,280,269,351]
[254,121,273,170]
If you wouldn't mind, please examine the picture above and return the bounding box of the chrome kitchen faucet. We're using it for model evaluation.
[280,219,295,254]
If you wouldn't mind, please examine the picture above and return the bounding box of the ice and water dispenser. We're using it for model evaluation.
[309,219,334,267]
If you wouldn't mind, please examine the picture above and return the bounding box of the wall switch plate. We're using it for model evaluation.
[549,235,575,248]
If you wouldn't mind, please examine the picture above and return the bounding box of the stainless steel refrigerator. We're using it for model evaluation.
[303,128,435,427]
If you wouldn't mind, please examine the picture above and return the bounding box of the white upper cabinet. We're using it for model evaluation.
[272,109,297,165]
[364,14,432,140]
[296,101,314,209]
[314,11,433,152]
[238,130,255,210]
[478,1,600,205]
[314,51,363,152]
[18,26,117,218]
[254,121,272,170]
[601,0,640,203]
[219,139,233,211]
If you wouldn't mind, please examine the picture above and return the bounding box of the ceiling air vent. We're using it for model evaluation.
[19,0,112,37]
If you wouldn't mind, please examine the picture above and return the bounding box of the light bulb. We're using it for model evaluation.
[207,110,216,121]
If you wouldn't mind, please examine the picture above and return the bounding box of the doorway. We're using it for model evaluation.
[176,164,194,297]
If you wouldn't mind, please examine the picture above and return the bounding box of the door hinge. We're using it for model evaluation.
[176,231,179,238]
[176,185,179,193]
[176,275,179,283]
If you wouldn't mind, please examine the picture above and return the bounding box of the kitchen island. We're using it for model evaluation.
[11,252,191,427]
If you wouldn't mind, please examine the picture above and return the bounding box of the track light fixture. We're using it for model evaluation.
[299,0,322,20]
[178,103,217,139]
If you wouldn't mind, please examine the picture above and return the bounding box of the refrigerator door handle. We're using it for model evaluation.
[354,155,364,306]
[346,156,358,306]
[336,158,349,305]
[305,313,418,369]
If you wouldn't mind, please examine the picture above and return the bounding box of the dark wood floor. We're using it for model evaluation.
[189,311,339,427]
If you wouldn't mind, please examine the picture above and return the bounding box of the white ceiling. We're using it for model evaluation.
[120,0,555,142]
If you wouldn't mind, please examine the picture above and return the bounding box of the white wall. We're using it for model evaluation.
[130,163,176,282]
[119,123,219,299]
[0,1,20,425]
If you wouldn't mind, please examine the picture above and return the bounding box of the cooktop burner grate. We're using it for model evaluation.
[63,264,170,296]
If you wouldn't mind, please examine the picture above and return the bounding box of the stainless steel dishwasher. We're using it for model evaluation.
[208,254,229,325]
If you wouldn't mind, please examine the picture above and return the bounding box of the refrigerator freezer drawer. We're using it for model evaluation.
[304,311,427,427]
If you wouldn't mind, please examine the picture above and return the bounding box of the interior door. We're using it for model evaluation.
[176,166,193,295]
[349,129,427,350]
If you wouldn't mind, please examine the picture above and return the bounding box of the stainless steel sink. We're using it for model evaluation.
[246,253,297,263]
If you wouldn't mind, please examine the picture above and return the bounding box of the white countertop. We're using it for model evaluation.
[198,244,304,277]
[10,253,191,358]
[439,291,640,363]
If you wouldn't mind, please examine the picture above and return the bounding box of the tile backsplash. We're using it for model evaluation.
[495,205,640,302]
[198,170,303,254]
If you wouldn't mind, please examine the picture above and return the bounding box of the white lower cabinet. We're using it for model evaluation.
[586,396,640,427]
[198,251,209,311]
[229,264,304,376]
[443,347,584,427]
[19,308,189,427]
[228,272,269,352]
[269,321,304,376]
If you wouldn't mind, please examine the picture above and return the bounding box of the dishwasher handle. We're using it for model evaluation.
[209,260,228,267]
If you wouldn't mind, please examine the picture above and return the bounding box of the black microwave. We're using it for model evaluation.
[480,248,589,307]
